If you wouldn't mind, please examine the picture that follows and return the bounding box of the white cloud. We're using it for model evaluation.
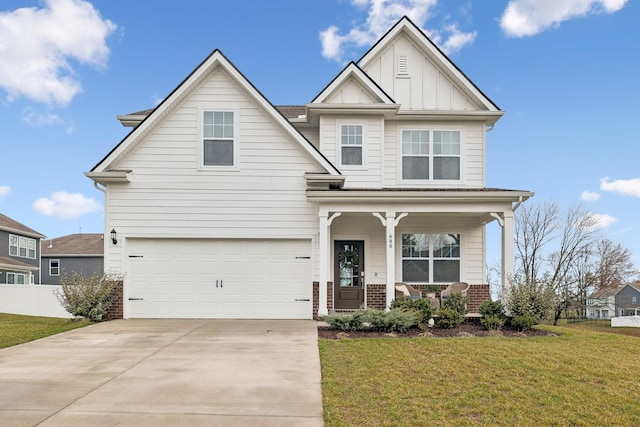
[581,190,601,202]
[319,0,475,62]
[500,0,628,38]
[0,0,116,106]
[22,108,64,127]
[590,213,617,230]
[33,191,101,219]
[600,177,640,198]
[0,186,11,200]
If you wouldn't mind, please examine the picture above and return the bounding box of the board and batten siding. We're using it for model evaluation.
[383,121,485,188]
[105,67,325,271]
[318,115,383,188]
[361,33,482,111]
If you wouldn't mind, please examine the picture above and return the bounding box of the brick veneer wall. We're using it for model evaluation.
[366,284,386,310]
[407,283,491,314]
[312,282,333,320]
[105,280,124,320]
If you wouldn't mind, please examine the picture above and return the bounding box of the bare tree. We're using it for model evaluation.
[590,239,639,290]
[514,201,559,284]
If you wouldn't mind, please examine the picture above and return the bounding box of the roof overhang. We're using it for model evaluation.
[116,113,148,128]
[84,169,131,185]
[306,189,533,204]
[305,173,346,190]
[390,110,505,126]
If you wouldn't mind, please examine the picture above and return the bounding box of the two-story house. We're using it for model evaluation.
[0,213,45,285]
[615,282,640,316]
[586,287,620,319]
[40,233,105,285]
[86,17,532,319]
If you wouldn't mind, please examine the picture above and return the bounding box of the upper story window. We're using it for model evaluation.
[402,233,461,283]
[401,130,460,181]
[50,259,60,276]
[9,234,36,259]
[203,111,234,167]
[340,124,363,166]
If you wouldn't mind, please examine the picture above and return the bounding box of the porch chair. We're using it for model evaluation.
[440,282,470,305]
[394,284,440,309]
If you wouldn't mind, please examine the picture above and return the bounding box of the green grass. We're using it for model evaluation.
[319,326,640,426]
[0,313,90,349]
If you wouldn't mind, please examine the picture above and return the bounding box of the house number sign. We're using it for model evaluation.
[388,234,393,248]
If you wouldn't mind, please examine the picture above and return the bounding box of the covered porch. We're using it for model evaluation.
[307,188,532,318]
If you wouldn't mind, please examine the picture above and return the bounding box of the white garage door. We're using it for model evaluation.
[126,239,312,319]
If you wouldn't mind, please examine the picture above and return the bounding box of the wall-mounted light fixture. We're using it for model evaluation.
[110,229,118,245]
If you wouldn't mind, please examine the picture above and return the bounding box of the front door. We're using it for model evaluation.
[334,240,364,310]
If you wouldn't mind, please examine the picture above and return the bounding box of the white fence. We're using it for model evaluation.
[611,316,640,328]
[0,284,71,318]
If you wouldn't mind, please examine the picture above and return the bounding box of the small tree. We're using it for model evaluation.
[56,271,122,321]
[504,280,555,325]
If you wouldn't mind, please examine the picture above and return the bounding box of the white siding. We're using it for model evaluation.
[325,79,378,104]
[362,33,482,111]
[383,121,485,188]
[105,67,324,270]
[319,116,383,188]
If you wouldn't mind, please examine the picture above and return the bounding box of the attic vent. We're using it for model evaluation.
[397,54,409,76]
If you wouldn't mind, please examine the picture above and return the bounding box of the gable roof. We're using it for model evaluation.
[87,49,341,182]
[358,16,501,112]
[0,213,45,239]
[41,233,104,256]
[588,286,622,299]
[311,61,397,105]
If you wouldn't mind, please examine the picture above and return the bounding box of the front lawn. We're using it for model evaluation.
[0,313,90,349]
[319,325,640,426]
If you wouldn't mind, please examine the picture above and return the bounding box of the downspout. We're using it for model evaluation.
[93,181,107,193]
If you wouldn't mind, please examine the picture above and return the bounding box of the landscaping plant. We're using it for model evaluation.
[390,297,434,328]
[324,310,366,331]
[480,300,507,331]
[55,271,122,322]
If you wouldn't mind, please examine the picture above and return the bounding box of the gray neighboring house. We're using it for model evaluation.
[0,213,45,284]
[615,282,640,317]
[40,233,104,285]
[586,287,620,319]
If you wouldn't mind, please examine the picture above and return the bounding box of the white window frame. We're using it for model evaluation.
[50,259,60,276]
[9,234,36,259]
[399,128,462,183]
[200,109,238,169]
[338,123,365,168]
[401,233,461,283]
[6,272,26,285]
[28,238,36,259]
[9,234,18,256]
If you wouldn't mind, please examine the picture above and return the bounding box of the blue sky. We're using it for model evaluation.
[1,0,638,267]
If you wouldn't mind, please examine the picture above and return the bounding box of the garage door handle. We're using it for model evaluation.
[128,297,144,301]
[295,299,310,302]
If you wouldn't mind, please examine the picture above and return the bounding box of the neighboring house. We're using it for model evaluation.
[0,213,45,284]
[40,233,105,285]
[85,17,533,320]
[586,287,620,319]
[615,283,640,316]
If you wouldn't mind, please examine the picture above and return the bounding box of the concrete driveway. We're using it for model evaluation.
[0,319,324,426]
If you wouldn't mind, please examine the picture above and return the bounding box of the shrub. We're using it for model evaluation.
[510,314,537,332]
[479,301,506,331]
[505,281,555,324]
[55,271,121,322]
[324,311,366,331]
[481,314,505,331]
[369,308,418,333]
[435,306,464,329]
[442,292,468,316]
[391,297,434,327]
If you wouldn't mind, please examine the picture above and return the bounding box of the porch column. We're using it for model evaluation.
[318,212,329,317]
[385,211,396,310]
[502,213,515,291]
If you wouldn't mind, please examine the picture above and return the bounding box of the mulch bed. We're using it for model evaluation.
[317,322,554,339]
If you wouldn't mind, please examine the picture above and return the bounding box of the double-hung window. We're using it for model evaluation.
[401,130,460,180]
[50,259,60,276]
[9,234,36,259]
[9,235,18,256]
[203,111,234,166]
[7,272,26,285]
[340,124,363,166]
[402,233,460,283]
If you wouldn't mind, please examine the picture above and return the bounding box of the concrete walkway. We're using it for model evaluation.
[0,319,324,426]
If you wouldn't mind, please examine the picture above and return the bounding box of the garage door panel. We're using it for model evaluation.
[127,239,311,319]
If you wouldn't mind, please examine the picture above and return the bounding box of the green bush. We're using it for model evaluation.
[442,292,468,315]
[324,311,366,331]
[479,301,507,331]
[480,314,505,331]
[369,308,418,333]
[505,281,555,324]
[510,314,537,332]
[435,306,464,329]
[391,297,434,326]
[55,271,121,322]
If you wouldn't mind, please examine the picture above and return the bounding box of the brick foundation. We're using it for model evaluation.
[312,282,333,320]
[366,284,386,310]
[105,280,124,320]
